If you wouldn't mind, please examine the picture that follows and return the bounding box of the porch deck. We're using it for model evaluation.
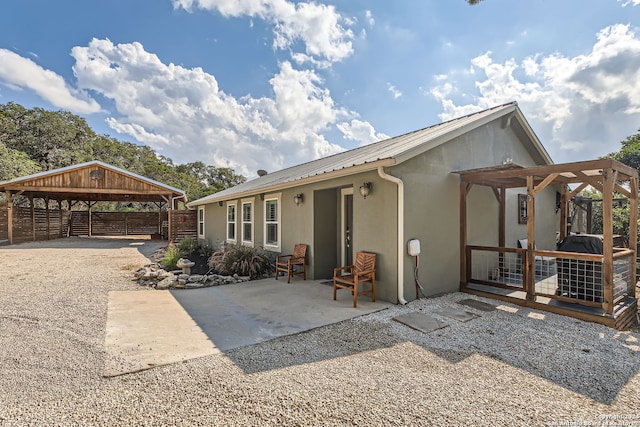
[464,282,638,330]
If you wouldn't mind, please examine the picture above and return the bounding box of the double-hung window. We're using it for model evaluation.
[242,201,253,245]
[198,207,205,238]
[264,195,280,250]
[226,203,237,242]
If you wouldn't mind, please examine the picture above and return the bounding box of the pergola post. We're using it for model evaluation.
[602,168,614,315]
[460,180,472,289]
[630,177,638,298]
[525,176,536,301]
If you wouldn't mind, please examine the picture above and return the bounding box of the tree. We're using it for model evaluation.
[0,141,40,182]
[0,102,247,202]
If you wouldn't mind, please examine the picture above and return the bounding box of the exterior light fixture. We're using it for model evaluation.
[359,182,372,199]
[293,193,304,205]
[218,201,224,207]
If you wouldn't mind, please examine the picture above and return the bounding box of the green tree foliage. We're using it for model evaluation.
[608,130,640,171]
[0,141,40,181]
[0,102,246,201]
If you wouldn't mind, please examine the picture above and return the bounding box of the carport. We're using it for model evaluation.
[0,161,189,245]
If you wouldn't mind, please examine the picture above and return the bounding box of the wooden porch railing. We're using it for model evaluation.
[465,245,635,315]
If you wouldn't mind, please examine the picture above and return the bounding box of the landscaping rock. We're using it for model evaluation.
[133,263,253,290]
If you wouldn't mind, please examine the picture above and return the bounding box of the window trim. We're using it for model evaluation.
[198,206,205,239]
[241,198,254,246]
[263,193,281,251]
[226,201,237,243]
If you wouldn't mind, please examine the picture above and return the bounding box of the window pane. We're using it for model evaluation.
[199,209,204,221]
[228,223,235,240]
[227,205,235,221]
[243,223,252,241]
[199,223,204,235]
[243,203,251,221]
[265,200,277,221]
[266,224,278,245]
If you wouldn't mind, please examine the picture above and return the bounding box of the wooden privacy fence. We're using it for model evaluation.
[0,204,69,245]
[168,209,197,243]
[69,211,167,237]
[0,202,8,242]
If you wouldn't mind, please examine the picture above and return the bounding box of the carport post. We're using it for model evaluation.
[6,191,12,245]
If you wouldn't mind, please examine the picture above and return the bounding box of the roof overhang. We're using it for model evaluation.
[187,158,394,207]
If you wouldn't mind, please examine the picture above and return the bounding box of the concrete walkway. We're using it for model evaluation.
[104,279,391,376]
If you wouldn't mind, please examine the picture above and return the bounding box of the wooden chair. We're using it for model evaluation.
[333,252,376,307]
[275,244,307,283]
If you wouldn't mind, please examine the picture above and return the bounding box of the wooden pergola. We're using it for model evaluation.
[456,158,638,329]
[0,161,187,245]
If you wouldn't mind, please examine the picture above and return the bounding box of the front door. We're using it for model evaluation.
[341,187,354,266]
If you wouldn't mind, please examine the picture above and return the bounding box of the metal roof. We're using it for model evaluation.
[189,101,551,206]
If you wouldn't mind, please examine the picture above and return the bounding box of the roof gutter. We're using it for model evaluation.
[377,166,407,305]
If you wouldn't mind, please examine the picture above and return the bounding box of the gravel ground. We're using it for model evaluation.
[1,237,639,426]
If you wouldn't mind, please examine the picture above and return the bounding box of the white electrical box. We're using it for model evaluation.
[407,239,421,256]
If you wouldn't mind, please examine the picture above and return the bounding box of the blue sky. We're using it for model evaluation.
[0,0,639,177]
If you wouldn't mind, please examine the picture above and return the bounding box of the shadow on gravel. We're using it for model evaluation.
[220,302,639,405]
[0,236,165,259]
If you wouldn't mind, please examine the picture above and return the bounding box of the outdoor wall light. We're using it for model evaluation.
[218,201,224,207]
[293,193,304,205]
[359,182,372,199]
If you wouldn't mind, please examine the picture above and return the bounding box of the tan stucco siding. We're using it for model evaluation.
[391,119,555,300]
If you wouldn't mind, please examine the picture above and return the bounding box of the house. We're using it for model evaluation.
[188,101,563,305]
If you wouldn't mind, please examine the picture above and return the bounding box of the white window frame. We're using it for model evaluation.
[226,202,237,243]
[263,193,281,251]
[241,198,254,246]
[198,206,205,239]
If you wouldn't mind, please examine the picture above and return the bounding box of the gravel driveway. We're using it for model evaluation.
[1,237,639,426]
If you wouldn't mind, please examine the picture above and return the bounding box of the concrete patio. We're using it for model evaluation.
[104,278,392,376]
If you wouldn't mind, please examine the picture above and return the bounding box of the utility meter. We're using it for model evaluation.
[407,239,421,256]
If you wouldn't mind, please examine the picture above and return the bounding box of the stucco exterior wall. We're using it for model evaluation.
[196,173,400,303]
[194,116,555,305]
[390,119,556,301]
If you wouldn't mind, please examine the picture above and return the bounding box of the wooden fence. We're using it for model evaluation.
[6,205,69,245]
[70,211,167,237]
[0,203,8,241]
[168,209,197,243]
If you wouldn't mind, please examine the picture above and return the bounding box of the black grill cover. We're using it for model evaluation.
[557,235,603,255]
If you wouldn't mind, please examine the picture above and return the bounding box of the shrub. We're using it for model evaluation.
[208,244,274,280]
[178,237,197,256]
[162,245,182,271]
[197,241,215,259]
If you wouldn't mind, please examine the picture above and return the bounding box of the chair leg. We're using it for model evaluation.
[287,267,291,284]
[333,281,337,300]
[371,278,376,302]
[353,282,358,308]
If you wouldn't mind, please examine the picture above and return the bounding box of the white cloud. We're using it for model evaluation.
[387,83,402,99]
[172,0,355,65]
[70,38,349,175]
[430,24,640,163]
[365,10,375,27]
[0,49,101,114]
[337,119,389,147]
[620,0,640,6]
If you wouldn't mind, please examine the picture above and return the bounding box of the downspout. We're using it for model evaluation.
[377,166,408,305]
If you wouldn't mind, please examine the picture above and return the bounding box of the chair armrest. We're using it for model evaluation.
[276,254,292,263]
[333,265,353,275]
[289,256,305,264]
[354,268,376,278]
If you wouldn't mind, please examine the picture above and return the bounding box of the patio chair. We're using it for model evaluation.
[275,244,307,283]
[333,251,376,308]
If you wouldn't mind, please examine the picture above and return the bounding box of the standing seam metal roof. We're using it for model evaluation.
[189,102,543,206]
